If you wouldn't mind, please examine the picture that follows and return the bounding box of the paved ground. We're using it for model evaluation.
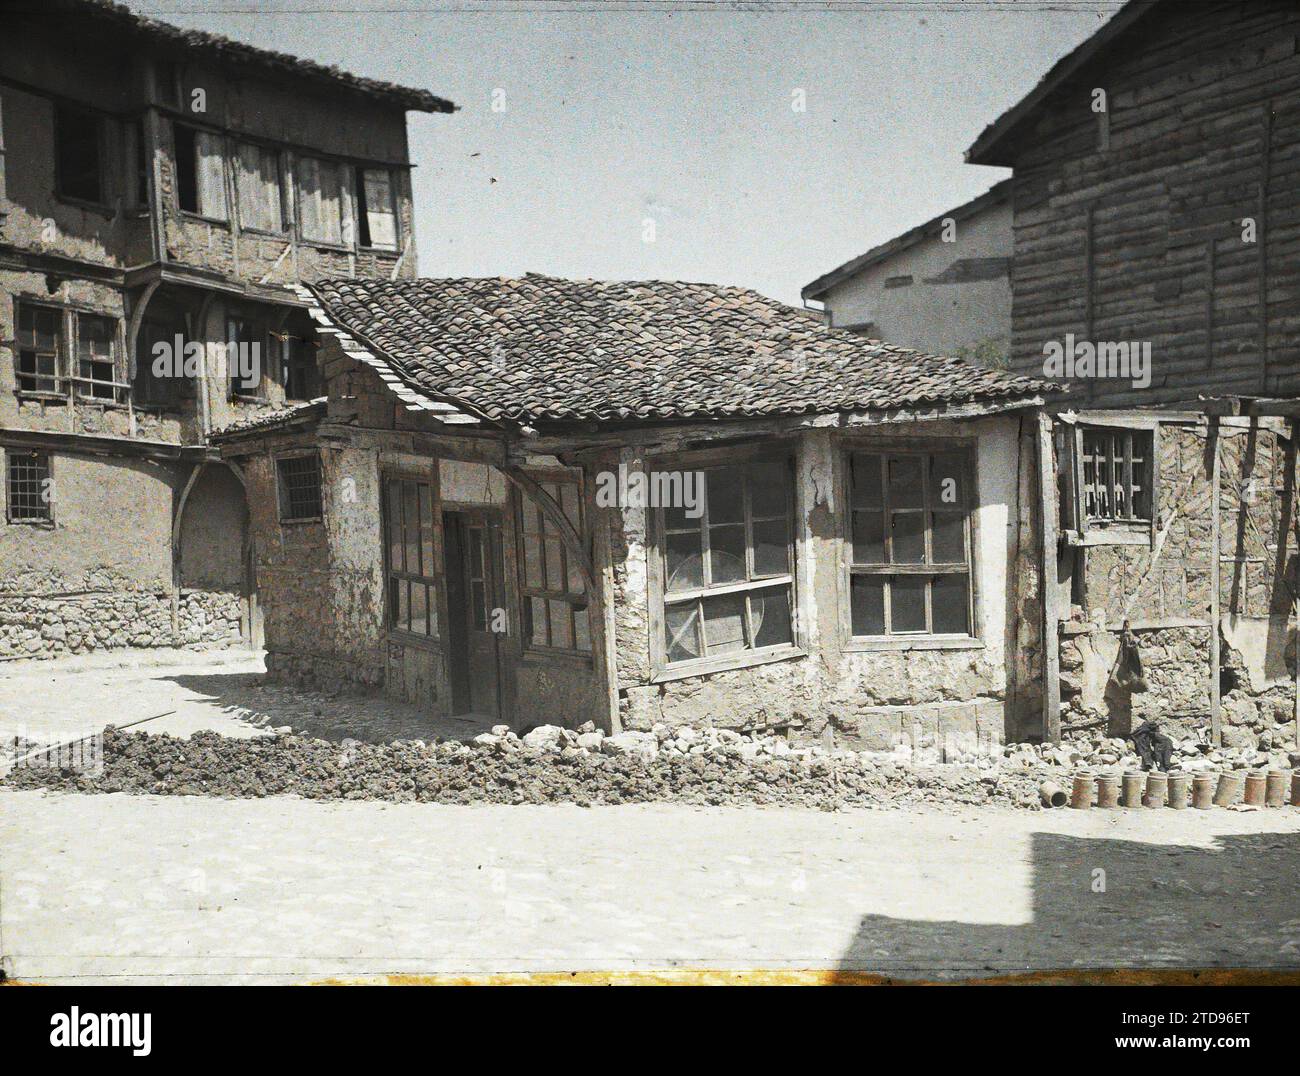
[3,790,1299,984]
[0,650,496,766]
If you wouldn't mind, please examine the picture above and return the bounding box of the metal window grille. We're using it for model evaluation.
[7,452,52,523]
[276,455,322,521]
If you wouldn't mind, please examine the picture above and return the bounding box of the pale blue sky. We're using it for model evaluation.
[142,0,1122,303]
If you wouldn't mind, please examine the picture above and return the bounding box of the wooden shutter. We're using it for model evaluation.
[195,131,227,220]
[360,168,396,249]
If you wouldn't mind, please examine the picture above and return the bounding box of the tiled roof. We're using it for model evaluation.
[306,275,1054,427]
[62,1,455,113]
[210,399,326,441]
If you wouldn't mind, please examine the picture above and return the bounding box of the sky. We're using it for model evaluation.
[140,0,1125,304]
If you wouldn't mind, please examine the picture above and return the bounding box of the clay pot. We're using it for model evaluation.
[1166,771,1190,810]
[1192,774,1215,809]
[1144,771,1167,808]
[1121,771,1145,809]
[1265,770,1290,808]
[1095,773,1120,809]
[1243,771,1267,807]
[1070,773,1093,810]
[1213,771,1244,807]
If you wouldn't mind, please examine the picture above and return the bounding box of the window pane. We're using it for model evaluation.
[360,168,396,249]
[750,586,792,648]
[850,576,886,636]
[931,511,966,563]
[523,533,544,588]
[708,522,746,584]
[666,530,703,592]
[395,579,410,632]
[403,482,420,574]
[559,482,580,528]
[891,577,927,633]
[701,592,746,654]
[749,460,789,518]
[663,501,694,532]
[752,517,789,577]
[706,468,744,525]
[573,606,591,652]
[665,602,701,663]
[931,453,966,507]
[470,581,487,630]
[851,510,885,564]
[528,596,549,647]
[544,537,563,591]
[548,600,573,649]
[419,487,435,577]
[888,456,923,508]
[852,453,883,508]
[932,574,970,635]
[387,482,403,571]
[409,583,429,636]
[891,511,925,562]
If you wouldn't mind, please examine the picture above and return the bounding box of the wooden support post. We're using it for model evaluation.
[1037,413,1062,744]
[1209,418,1222,747]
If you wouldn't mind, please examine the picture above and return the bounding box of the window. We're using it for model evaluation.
[296,157,352,245]
[518,479,590,652]
[226,316,266,397]
[658,459,795,666]
[74,314,122,402]
[847,450,973,638]
[235,142,283,232]
[385,477,438,638]
[133,319,185,409]
[55,105,104,203]
[174,125,228,220]
[1080,427,1152,523]
[356,167,397,249]
[279,333,320,401]
[276,454,322,523]
[16,303,63,394]
[6,451,52,524]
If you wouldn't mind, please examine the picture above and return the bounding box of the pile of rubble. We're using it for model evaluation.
[1007,726,1300,779]
[6,719,1295,810]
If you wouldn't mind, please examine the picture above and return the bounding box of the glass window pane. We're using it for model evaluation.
[850,576,885,636]
[419,492,435,581]
[396,579,410,633]
[749,460,789,518]
[931,511,966,563]
[409,583,428,636]
[701,592,747,654]
[851,510,885,564]
[708,522,746,584]
[528,596,548,646]
[403,482,420,574]
[891,577,927,633]
[706,467,744,525]
[932,574,970,635]
[548,600,573,649]
[573,605,591,652]
[523,533,543,588]
[663,501,694,533]
[752,517,789,577]
[665,603,701,663]
[751,586,792,648]
[544,537,563,591]
[666,530,703,592]
[931,453,966,507]
[891,511,925,562]
[888,456,924,508]
[387,482,404,571]
[852,453,883,508]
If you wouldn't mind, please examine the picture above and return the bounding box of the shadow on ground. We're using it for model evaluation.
[161,670,499,744]
[836,829,1300,981]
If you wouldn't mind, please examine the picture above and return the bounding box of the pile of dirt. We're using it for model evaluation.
[3,725,1053,810]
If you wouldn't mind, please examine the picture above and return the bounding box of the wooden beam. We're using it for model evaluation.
[497,465,598,599]
[1037,412,1062,744]
[1209,417,1222,747]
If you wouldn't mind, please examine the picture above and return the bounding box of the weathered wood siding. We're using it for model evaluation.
[1006,0,1300,405]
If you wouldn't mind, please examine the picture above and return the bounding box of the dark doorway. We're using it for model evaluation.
[443,509,505,718]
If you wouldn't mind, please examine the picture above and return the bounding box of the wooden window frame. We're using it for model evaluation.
[4,450,55,526]
[840,439,982,653]
[14,300,65,398]
[294,155,355,251]
[71,311,127,404]
[515,473,592,658]
[355,166,399,252]
[382,472,440,644]
[648,446,803,682]
[15,301,128,405]
[173,122,230,224]
[1061,417,1160,548]
[234,140,286,236]
[53,102,108,209]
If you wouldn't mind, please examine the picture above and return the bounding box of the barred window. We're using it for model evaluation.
[658,459,795,666]
[6,451,53,524]
[276,454,322,523]
[16,303,63,394]
[518,479,590,652]
[1080,428,1152,523]
[847,450,973,638]
[386,477,437,638]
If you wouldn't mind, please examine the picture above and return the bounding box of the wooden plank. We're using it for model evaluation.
[1037,412,1062,744]
[1209,417,1222,747]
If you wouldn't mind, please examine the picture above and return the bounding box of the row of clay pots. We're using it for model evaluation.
[1060,769,1300,809]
